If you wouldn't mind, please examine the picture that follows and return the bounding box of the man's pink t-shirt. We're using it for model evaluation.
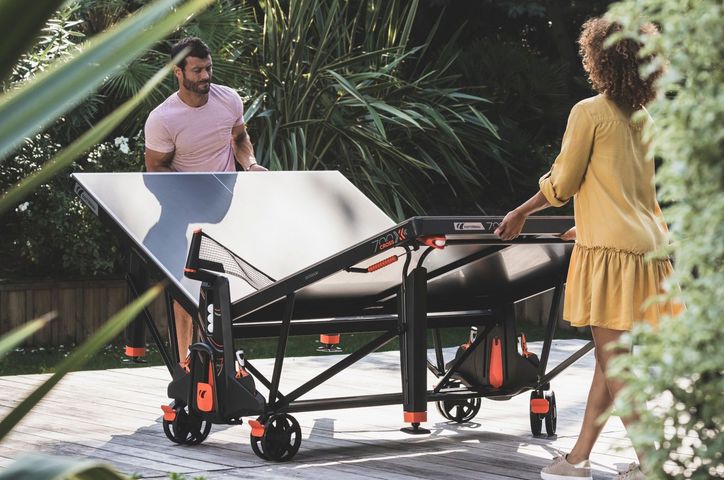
[144,84,245,172]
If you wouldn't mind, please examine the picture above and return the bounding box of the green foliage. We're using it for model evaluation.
[605,1,723,478]
[0,0,224,279]
[95,0,260,134]
[0,0,68,81]
[246,0,507,218]
[0,453,126,480]
[450,38,570,209]
[0,0,213,161]
[0,135,140,278]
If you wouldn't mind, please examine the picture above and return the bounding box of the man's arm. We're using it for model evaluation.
[231,124,267,171]
[145,148,175,172]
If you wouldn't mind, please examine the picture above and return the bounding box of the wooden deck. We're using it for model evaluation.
[0,340,637,479]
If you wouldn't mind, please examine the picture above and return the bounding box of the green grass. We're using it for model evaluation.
[0,323,591,376]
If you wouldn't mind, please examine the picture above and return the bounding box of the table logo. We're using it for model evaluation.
[372,227,408,252]
[74,184,98,216]
[454,222,486,231]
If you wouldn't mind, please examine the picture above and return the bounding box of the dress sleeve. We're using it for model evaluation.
[539,103,595,207]
[144,110,175,153]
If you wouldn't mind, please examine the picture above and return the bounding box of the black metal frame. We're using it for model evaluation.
[181,216,593,423]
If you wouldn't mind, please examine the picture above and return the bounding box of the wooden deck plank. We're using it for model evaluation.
[0,340,637,479]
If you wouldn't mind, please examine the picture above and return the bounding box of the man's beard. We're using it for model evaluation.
[183,75,211,94]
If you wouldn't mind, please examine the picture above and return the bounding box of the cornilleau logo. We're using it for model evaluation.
[74,184,98,216]
[454,222,485,231]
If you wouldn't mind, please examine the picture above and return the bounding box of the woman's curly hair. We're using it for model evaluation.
[578,17,661,111]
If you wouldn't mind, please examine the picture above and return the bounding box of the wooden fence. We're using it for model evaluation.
[0,280,569,347]
[0,279,168,347]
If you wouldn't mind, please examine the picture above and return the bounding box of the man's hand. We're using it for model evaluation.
[559,226,576,241]
[247,163,268,172]
[494,209,527,240]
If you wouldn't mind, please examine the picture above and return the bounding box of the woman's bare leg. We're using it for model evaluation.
[566,356,614,463]
[568,326,643,463]
[590,326,645,464]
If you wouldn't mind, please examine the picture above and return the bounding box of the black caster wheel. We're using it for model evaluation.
[251,414,302,462]
[544,392,557,437]
[529,391,544,437]
[435,397,481,423]
[163,401,212,445]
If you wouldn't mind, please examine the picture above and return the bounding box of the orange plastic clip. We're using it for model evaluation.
[418,235,446,249]
[161,404,177,422]
[531,398,550,415]
[248,419,265,438]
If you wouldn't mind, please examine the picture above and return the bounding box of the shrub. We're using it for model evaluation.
[606,1,723,478]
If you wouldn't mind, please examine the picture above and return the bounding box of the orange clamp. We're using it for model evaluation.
[418,235,446,249]
[161,404,177,422]
[248,419,265,438]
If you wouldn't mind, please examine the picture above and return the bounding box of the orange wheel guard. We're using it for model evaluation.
[161,404,176,422]
[531,398,550,415]
[248,419,265,438]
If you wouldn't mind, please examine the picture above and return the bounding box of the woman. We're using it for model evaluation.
[494,17,680,480]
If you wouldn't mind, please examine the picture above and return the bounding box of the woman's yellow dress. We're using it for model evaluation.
[539,94,680,331]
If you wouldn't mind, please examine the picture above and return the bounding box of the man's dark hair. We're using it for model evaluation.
[171,37,211,69]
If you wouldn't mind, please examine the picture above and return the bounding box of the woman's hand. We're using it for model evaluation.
[494,209,527,240]
[560,226,576,241]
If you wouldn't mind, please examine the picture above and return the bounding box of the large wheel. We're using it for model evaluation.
[251,414,302,462]
[435,397,481,423]
[163,401,212,445]
[529,391,543,437]
[544,392,557,437]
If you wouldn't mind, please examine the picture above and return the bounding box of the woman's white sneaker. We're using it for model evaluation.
[541,454,593,480]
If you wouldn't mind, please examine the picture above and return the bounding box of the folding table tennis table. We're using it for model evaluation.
[72,171,593,461]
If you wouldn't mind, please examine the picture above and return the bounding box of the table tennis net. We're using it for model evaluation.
[186,231,275,290]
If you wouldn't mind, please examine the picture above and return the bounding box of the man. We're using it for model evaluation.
[144,37,266,365]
